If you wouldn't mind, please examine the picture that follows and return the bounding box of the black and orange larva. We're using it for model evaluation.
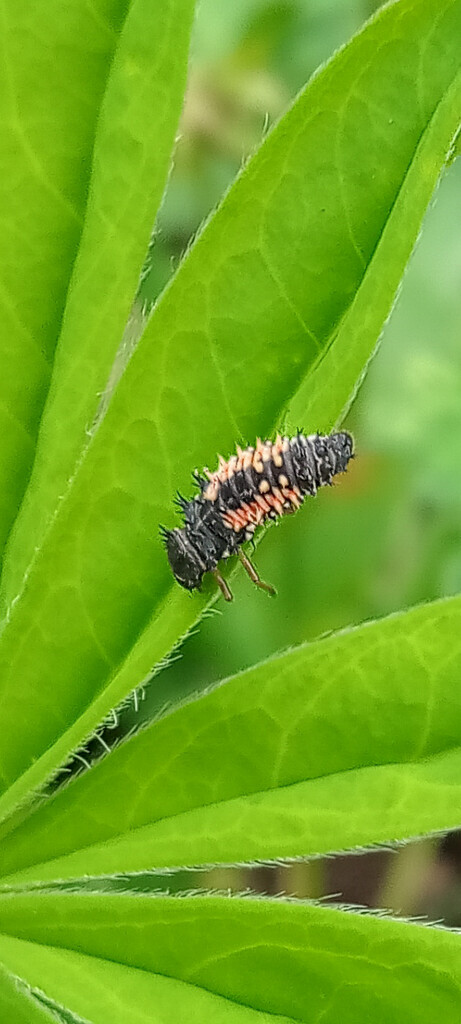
[161,431,354,601]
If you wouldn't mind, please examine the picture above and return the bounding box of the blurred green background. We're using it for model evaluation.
[116,0,461,920]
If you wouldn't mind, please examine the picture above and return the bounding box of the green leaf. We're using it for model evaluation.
[0,931,291,1024]
[0,0,195,586]
[1,596,461,884]
[0,0,192,569]
[286,59,461,434]
[0,0,460,827]
[0,962,61,1024]
[0,0,127,560]
[1,892,461,1024]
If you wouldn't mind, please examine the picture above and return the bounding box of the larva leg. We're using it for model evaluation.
[212,569,233,602]
[238,549,276,597]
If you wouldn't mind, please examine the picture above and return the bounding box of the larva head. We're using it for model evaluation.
[162,527,205,591]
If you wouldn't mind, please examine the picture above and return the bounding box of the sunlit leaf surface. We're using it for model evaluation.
[0,0,460,827]
[0,0,194,565]
[1,893,461,1024]
[0,596,460,883]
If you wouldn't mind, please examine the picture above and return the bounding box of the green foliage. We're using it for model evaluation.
[0,0,194,567]
[0,0,460,1020]
[1,595,461,885]
[1,892,461,1023]
[0,964,60,1024]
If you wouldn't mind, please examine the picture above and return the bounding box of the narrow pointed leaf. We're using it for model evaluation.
[0,932,291,1024]
[0,963,61,1024]
[1,892,461,1024]
[0,0,128,558]
[0,0,193,564]
[1,597,461,883]
[0,0,194,590]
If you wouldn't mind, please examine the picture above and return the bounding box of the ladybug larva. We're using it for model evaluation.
[161,431,354,601]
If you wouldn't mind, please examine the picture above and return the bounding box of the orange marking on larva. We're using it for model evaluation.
[271,441,284,467]
[255,494,271,514]
[235,451,243,472]
[265,493,284,516]
[232,501,259,529]
[227,455,238,479]
[285,489,301,509]
[203,481,219,501]
[237,501,253,522]
[243,449,254,470]
[249,502,265,526]
[249,502,264,524]
[220,459,231,481]
[223,510,245,532]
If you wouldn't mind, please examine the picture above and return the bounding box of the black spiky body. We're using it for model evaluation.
[162,431,354,596]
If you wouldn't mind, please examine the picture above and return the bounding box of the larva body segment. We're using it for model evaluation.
[162,431,354,600]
